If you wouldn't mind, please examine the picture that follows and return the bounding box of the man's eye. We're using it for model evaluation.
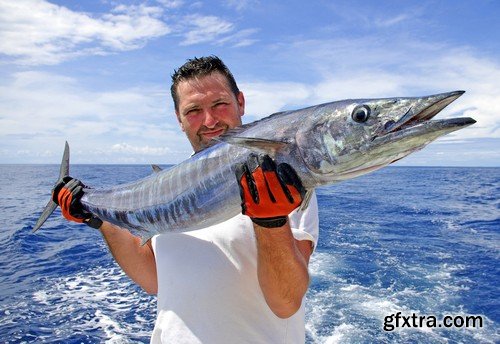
[185,109,200,116]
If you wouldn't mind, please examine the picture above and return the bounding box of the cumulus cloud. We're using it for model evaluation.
[241,82,311,117]
[0,0,171,65]
[242,38,500,142]
[0,71,191,163]
[0,1,259,64]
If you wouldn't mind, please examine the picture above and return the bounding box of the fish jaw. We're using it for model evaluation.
[369,91,476,163]
[374,90,467,137]
[372,117,476,152]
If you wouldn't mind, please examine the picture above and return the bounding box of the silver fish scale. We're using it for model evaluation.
[80,140,257,238]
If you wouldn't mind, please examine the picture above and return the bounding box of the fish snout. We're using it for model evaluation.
[376,91,466,138]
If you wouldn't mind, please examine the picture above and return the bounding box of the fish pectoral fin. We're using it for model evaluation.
[151,164,163,173]
[215,136,291,156]
[299,190,314,211]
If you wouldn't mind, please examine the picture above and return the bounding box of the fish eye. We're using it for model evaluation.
[351,105,371,123]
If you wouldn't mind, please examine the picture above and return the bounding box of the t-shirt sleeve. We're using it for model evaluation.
[288,190,319,251]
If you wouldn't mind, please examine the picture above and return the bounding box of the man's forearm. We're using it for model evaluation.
[254,220,311,319]
[99,221,158,295]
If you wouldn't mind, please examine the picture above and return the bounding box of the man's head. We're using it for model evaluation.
[171,56,245,152]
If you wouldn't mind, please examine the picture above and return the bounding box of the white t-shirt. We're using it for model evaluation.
[150,192,319,344]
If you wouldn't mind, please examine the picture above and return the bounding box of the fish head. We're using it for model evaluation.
[296,91,476,182]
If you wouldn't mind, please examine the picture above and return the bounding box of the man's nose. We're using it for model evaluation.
[203,109,218,128]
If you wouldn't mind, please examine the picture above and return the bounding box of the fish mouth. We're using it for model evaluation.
[373,90,476,145]
[365,90,477,168]
[311,91,476,182]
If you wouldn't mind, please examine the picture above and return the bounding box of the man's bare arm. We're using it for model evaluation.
[254,220,312,319]
[99,221,158,295]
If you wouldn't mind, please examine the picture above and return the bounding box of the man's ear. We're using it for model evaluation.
[176,112,185,132]
[237,91,245,117]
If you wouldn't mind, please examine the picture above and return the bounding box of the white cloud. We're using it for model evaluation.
[374,14,410,27]
[324,2,427,32]
[0,0,170,65]
[176,14,258,47]
[217,28,260,47]
[180,15,234,46]
[1,2,497,166]
[0,1,259,65]
[247,38,500,141]
[155,0,184,9]
[240,82,311,118]
[0,71,192,163]
[225,0,260,11]
[111,143,171,156]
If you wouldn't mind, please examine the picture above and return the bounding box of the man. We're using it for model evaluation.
[53,56,319,343]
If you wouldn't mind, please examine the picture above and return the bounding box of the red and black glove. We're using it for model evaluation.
[235,154,306,228]
[52,177,103,229]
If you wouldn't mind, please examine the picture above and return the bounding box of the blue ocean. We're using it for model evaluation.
[0,165,498,343]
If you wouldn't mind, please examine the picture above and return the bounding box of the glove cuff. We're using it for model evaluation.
[84,215,103,229]
[251,216,287,228]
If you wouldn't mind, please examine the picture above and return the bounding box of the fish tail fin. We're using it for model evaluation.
[32,141,70,232]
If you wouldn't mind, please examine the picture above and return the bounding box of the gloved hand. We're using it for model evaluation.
[235,154,306,228]
[52,177,103,229]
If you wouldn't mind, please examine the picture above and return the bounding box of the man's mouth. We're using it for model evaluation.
[200,128,226,139]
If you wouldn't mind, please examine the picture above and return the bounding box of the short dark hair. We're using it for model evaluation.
[171,56,240,112]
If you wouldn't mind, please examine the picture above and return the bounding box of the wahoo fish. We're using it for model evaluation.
[32,91,476,243]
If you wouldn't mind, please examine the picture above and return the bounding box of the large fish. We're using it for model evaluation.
[33,91,475,243]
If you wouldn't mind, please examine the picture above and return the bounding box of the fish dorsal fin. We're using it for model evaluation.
[215,136,290,156]
[151,164,163,173]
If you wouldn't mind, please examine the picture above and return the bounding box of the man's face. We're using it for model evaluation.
[175,72,245,152]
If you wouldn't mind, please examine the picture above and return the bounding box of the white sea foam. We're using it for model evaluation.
[323,323,359,344]
[308,251,343,281]
[26,265,156,342]
[305,242,499,343]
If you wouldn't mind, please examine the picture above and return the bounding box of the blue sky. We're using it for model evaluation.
[1,0,499,166]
